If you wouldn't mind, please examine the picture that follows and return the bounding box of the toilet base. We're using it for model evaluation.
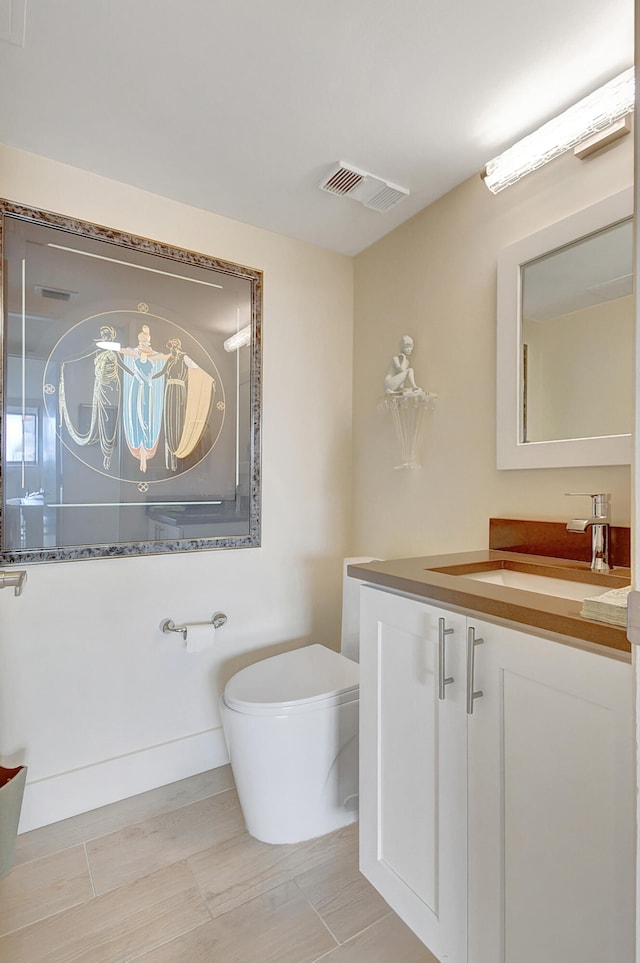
[221,696,359,845]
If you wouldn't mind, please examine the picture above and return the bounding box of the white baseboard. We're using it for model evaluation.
[18,727,230,833]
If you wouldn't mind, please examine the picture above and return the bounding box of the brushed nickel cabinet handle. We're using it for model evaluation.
[438,617,455,701]
[466,625,484,715]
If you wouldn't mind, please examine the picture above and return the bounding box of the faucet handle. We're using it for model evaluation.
[565,493,610,519]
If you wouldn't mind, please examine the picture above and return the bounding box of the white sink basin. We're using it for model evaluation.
[462,568,604,601]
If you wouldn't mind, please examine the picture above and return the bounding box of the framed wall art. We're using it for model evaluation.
[0,200,262,563]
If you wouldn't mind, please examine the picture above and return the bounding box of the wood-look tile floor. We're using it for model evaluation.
[0,767,438,962]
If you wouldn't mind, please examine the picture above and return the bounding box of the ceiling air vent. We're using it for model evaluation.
[34,285,76,301]
[321,164,365,196]
[319,162,409,213]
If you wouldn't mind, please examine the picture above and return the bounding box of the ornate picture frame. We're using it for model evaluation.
[0,200,262,563]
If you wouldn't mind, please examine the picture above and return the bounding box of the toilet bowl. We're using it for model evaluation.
[220,558,375,845]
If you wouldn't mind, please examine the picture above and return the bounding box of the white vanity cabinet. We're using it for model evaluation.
[359,586,468,961]
[467,615,634,963]
[359,585,634,963]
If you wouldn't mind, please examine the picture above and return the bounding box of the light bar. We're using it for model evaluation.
[223,324,251,352]
[483,67,635,194]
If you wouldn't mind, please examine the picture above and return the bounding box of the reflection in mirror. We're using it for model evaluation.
[521,219,633,444]
[0,201,262,563]
[496,187,633,469]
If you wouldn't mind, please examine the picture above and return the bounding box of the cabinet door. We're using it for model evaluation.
[467,619,634,963]
[359,586,467,962]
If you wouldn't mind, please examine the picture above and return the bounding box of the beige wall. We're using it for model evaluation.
[352,138,633,560]
[0,145,354,829]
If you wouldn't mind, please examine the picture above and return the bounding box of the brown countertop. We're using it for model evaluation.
[348,551,632,656]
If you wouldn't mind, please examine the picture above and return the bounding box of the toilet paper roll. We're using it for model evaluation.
[185,623,216,653]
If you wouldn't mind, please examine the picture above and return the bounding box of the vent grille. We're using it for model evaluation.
[364,184,409,213]
[34,285,76,301]
[322,165,365,196]
[319,162,409,213]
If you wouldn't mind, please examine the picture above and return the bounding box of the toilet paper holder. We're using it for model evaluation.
[160,612,228,641]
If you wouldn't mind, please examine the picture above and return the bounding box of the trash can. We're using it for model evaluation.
[0,766,27,879]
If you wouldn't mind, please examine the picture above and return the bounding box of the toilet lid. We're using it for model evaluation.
[223,644,359,715]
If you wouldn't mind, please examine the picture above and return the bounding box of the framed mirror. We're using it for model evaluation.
[496,187,633,469]
[0,200,262,563]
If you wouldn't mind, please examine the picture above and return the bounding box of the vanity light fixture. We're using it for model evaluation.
[482,67,635,194]
[223,324,251,352]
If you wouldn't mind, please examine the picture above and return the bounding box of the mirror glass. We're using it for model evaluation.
[521,218,633,443]
[497,187,633,469]
[0,201,262,563]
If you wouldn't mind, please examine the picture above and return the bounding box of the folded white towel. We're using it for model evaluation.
[580,585,632,626]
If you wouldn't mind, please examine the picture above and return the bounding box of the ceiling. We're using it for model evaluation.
[0,0,634,255]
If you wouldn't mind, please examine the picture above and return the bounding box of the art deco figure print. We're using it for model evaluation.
[119,323,170,472]
[45,308,224,483]
[160,338,215,471]
[58,324,122,470]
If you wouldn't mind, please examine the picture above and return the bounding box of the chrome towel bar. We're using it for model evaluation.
[0,570,27,597]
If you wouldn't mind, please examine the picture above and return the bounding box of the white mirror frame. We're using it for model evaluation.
[496,186,633,469]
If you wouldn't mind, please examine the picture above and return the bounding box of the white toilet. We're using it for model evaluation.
[220,558,374,844]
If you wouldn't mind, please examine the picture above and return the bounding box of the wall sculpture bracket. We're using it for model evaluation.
[380,335,437,470]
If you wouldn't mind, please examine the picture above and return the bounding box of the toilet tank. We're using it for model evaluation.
[340,557,379,662]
